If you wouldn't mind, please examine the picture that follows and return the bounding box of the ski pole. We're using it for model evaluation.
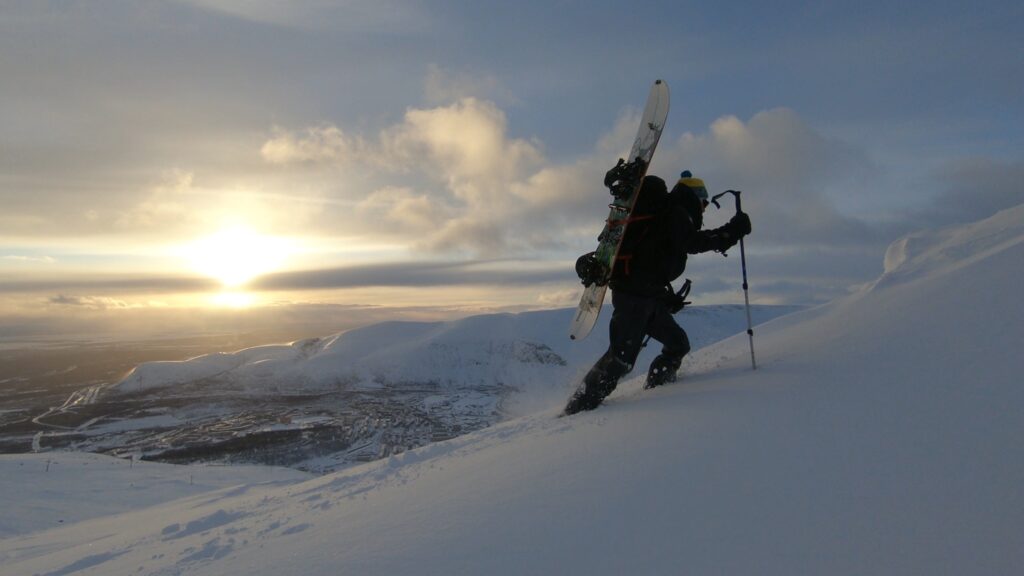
[711,190,757,370]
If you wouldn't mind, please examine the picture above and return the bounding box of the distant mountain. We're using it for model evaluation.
[111,305,801,398]
[29,305,799,472]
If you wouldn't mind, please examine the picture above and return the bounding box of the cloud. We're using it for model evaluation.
[536,287,582,307]
[261,126,366,165]
[113,170,196,231]
[263,98,543,179]
[356,187,452,235]
[3,255,56,264]
[252,260,567,291]
[263,98,556,254]
[259,103,923,305]
[259,97,662,257]
[0,276,217,295]
[47,295,134,310]
[261,104,892,295]
[381,98,544,188]
[917,158,1024,226]
[658,108,876,247]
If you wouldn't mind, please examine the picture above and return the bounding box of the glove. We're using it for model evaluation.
[728,211,752,237]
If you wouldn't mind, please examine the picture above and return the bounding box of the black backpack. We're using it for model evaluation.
[612,176,669,280]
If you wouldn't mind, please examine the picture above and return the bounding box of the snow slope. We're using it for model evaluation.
[0,452,310,538]
[2,205,1022,575]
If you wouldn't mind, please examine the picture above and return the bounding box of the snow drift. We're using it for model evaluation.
[2,205,1022,576]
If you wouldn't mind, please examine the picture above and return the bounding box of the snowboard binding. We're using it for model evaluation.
[575,252,609,287]
[604,157,647,199]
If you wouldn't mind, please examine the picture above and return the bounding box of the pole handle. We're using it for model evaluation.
[710,189,743,213]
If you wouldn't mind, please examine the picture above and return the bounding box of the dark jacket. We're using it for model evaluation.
[610,177,740,297]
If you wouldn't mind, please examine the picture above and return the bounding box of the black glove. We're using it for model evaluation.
[728,211,752,237]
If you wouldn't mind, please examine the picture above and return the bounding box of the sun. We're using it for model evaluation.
[185,225,291,288]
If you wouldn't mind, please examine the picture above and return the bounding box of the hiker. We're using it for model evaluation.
[565,171,752,415]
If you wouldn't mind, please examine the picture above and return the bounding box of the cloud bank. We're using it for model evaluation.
[262,97,594,255]
[659,108,875,246]
[258,101,903,303]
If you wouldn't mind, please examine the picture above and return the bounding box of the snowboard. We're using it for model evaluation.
[569,79,670,340]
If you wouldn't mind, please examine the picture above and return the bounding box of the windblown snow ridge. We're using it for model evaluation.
[880,203,1024,286]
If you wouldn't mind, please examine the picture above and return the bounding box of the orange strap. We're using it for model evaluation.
[611,214,656,277]
[607,214,655,227]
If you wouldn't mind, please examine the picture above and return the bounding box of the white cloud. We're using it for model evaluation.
[356,187,453,236]
[108,169,324,243]
[261,102,900,304]
[263,104,882,258]
[114,170,197,231]
[536,287,582,307]
[261,126,364,165]
[657,108,874,246]
[263,98,553,254]
[262,98,544,182]
[381,98,544,189]
[2,255,56,264]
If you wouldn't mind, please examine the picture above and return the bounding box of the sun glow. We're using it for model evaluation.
[185,225,292,288]
[211,291,257,308]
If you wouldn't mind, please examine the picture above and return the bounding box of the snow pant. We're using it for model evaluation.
[566,291,691,413]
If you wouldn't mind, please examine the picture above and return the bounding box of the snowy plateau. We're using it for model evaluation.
[2,204,1023,575]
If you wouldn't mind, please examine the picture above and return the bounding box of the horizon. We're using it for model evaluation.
[2,1,1022,343]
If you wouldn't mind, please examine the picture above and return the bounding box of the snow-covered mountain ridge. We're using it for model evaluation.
[19,301,797,472]
[111,305,798,399]
[2,204,1022,575]
[30,303,791,472]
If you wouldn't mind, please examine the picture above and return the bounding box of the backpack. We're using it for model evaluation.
[611,176,669,280]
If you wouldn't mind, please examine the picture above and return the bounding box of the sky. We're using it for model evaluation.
[1,0,1022,342]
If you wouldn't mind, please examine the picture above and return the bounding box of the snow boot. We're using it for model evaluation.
[564,354,631,415]
[644,354,682,389]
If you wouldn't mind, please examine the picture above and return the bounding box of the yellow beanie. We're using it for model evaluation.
[676,170,708,200]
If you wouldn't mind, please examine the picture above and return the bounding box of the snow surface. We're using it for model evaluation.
[2,205,1022,575]
[0,452,310,538]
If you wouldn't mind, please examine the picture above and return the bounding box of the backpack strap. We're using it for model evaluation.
[613,215,656,276]
[607,214,656,227]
